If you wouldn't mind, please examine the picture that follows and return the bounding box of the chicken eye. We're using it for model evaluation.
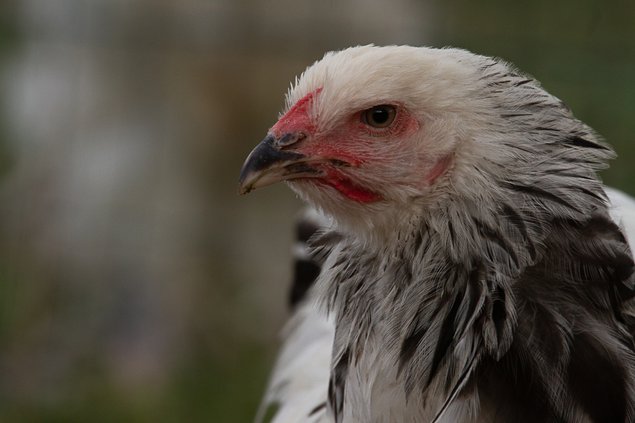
[362,105,396,128]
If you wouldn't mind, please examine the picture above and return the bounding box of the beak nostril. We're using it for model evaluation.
[277,132,306,148]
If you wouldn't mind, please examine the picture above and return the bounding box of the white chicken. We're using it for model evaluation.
[240,45,635,423]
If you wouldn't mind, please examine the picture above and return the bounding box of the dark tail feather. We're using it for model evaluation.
[289,209,331,308]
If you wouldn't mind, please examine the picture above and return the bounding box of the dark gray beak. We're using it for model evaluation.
[238,134,319,194]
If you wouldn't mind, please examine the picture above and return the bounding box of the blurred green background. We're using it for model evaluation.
[0,0,632,421]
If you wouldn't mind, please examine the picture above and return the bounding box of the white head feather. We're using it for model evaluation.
[282,45,611,244]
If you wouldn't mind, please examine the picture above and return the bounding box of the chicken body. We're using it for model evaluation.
[240,45,635,423]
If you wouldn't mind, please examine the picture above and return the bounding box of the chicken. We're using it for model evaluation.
[239,45,635,423]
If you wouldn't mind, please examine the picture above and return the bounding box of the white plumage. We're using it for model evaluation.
[608,187,635,244]
[241,45,635,423]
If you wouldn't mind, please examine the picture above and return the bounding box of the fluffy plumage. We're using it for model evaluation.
[241,45,635,423]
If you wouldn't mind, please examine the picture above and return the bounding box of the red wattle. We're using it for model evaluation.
[321,170,381,203]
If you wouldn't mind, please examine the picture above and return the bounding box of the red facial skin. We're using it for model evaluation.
[270,89,424,203]
[272,89,321,138]
[319,168,383,203]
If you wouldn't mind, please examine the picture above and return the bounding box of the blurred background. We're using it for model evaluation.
[0,0,632,421]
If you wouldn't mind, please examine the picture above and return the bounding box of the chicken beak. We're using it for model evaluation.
[238,134,316,194]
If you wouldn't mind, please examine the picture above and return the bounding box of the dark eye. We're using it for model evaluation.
[362,105,397,128]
